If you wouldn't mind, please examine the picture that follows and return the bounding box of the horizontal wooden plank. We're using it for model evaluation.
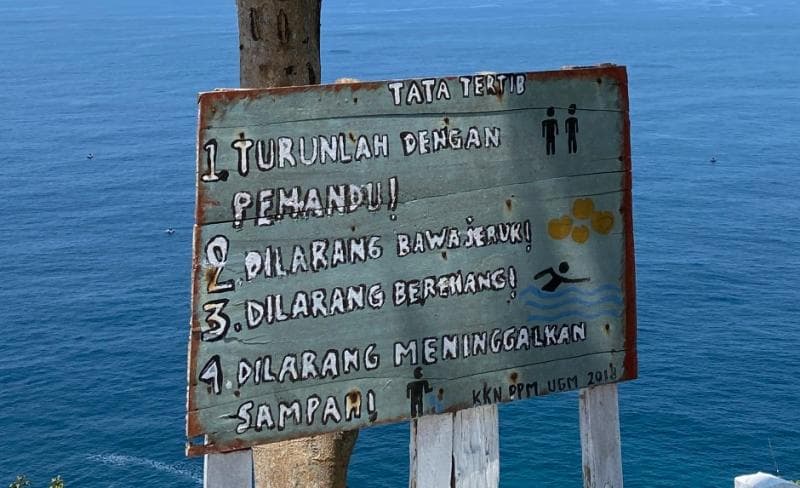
[198,68,626,128]
[196,110,625,226]
[190,350,630,454]
[187,66,636,455]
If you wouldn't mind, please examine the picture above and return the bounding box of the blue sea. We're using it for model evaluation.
[2,0,799,486]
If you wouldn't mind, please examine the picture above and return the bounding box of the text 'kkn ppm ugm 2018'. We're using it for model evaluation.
[186,66,637,455]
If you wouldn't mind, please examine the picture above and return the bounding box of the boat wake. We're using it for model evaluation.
[87,454,202,485]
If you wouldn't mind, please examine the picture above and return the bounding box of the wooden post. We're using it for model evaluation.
[579,384,623,488]
[410,406,499,488]
[205,450,253,488]
[410,414,453,488]
[228,1,358,487]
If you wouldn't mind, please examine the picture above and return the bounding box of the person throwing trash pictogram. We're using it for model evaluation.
[406,366,433,418]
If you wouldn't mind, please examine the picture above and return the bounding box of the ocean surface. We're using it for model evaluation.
[1,0,799,486]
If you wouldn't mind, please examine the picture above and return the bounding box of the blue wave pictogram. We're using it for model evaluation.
[524,294,622,311]
[526,309,620,322]
[522,282,623,323]
[521,283,621,299]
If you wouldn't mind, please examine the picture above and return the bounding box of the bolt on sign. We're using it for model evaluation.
[187,65,637,455]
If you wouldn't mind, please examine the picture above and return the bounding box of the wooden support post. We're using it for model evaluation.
[411,414,453,488]
[204,450,253,488]
[410,405,499,488]
[579,384,623,488]
[231,1,358,487]
[452,407,500,488]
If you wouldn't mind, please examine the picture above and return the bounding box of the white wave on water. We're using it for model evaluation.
[345,3,500,14]
[651,0,758,16]
[87,454,202,485]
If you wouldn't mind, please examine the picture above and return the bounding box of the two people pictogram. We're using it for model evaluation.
[541,104,579,156]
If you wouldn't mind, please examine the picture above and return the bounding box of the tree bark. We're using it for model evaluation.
[236,0,321,88]
[252,432,358,488]
[235,1,358,487]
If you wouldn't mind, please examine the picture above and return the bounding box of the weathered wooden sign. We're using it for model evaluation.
[187,65,636,455]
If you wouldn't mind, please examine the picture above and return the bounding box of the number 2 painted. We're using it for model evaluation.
[205,235,234,294]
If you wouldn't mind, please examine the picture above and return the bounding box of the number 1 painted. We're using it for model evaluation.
[201,139,228,182]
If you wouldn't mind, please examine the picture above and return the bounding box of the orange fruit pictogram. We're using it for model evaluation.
[547,215,573,240]
[571,225,590,243]
[591,210,615,235]
[572,198,595,220]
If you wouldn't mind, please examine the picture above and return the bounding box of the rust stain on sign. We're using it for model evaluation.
[187,65,637,455]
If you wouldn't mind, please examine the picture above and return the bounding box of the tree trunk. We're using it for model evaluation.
[252,432,358,488]
[234,1,358,486]
[236,0,321,88]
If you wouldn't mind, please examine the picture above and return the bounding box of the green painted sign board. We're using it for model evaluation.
[187,66,637,455]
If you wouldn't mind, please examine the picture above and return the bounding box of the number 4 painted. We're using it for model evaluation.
[199,355,222,395]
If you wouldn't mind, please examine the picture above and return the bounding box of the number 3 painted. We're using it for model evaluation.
[201,299,230,342]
